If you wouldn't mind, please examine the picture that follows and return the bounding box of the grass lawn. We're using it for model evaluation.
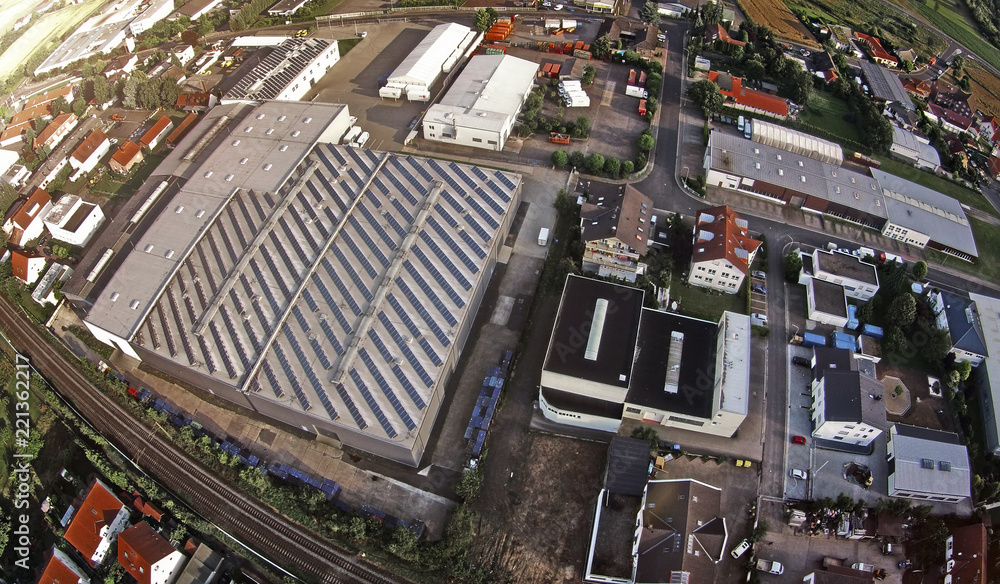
[798,91,862,144]
[926,216,1000,281]
[91,175,125,196]
[338,37,363,56]
[910,0,1000,73]
[874,156,998,218]
[669,272,746,322]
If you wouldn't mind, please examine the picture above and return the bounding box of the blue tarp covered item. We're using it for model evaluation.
[831,331,855,351]
[801,332,827,347]
[860,324,884,339]
[846,304,859,330]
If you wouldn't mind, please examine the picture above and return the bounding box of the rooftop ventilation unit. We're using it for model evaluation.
[664,331,685,394]
[584,299,609,361]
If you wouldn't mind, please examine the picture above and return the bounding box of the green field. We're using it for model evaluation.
[0,0,105,80]
[0,0,37,38]
[798,91,862,144]
[669,272,746,322]
[926,216,1000,280]
[910,0,1000,72]
[874,156,999,217]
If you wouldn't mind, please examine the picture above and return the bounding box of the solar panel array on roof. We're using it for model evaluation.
[225,38,338,102]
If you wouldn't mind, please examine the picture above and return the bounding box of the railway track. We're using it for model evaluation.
[0,299,402,584]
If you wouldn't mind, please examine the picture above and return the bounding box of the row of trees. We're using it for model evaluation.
[230,0,272,32]
[121,72,181,111]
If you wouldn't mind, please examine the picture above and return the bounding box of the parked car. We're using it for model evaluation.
[751,270,766,279]
[790,468,809,480]
[751,284,766,294]
[791,435,807,445]
[792,356,811,367]
[750,313,768,326]
[731,539,751,559]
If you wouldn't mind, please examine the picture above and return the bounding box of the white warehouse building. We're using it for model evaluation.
[422,54,538,152]
[43,195,106,247]
[379,22,480,101]
[222,38,340,104]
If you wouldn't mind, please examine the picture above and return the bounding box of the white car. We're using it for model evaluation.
[731,539,751,559]
[790,469,809,480]
[554,3,564,9]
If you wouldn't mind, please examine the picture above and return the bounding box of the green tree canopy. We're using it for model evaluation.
[687,79,724,117]
[783,251,802,282]
[586,153,605,173]
[603,157,620,176]
[911,260,928,281]
[639,1,661,25]
[887,294,916,328]
[637,133,654,152]
[551,149,569,167]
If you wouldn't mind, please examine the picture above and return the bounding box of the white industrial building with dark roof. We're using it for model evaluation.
[422,54,538,152]
[222,38,340,104]
[539,275,750,437]
[379,22,480,101]
[704,130,978,261]
[75,101,523,465]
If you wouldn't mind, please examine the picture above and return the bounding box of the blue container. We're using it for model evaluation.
[860,324,884,339]
[801,332,827,347]
[831,332,855,351]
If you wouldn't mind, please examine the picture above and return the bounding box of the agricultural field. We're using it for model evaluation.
[965,63,1000,119]
[0,0,106,81]
[908,0,1000,72]
[739,0,820,47]
[0,0,40,37]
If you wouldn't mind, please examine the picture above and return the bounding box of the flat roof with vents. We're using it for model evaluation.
[889,423,970,500]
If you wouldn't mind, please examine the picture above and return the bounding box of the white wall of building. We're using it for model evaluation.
[706,168,743,190]
[810,379,881,446]
[45,199,106,247]
[811,251,880,301]
[276,41,340,102]
[881,221,931,249]
[149,550,187,584]
[539,390,622,433]
[540,370,630,404]
[91,507,130,565]
[69,138,111,181]
[83,320,142,360]
[806,279,849,327]
[688,259,744,294]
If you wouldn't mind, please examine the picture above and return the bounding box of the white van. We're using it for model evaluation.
[351,131,370,148]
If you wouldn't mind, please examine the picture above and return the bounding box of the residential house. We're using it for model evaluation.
[103,54,139,78]
[811,51,838,84]
[886,423,971,503]
[3,188,52,247]
[174,542,224,584]
[944,524,987,583]
[173,0,224,20]
[607,18,659,53]
[897,48,917,64]
[977,115,999,144]
[0,102,53,146]
[175,93,217,112]
[267,0,310,16]
[704,23,745,48]
[139,116,174,151]
[69,129,110,181]
[1,162,29,189]
[109,140,144,174]
[688,205,761,294]
[929,290,988,365]
[172,45,196,67]
[931,80,974,118]
[926,103,975,135]
[118,522,187,584]
[708,71,789,117]
[24,85,74,110]
[830,25,852,51]
[31,262,73,305]
[129,0,174,35]
[799,249,880,303]
[37,547,90,584]
[811,361,885,447]
[854,32,898,67]
[63,478,130,566]
[33,112,79,151]
[989,156,1000,180]
[167,112,199,146]
[903,78,931,98]
[43,194,106,247]
[574,0,621,14]
[580,185,654,283]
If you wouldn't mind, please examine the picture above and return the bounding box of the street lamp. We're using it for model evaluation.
[682,166,690,181]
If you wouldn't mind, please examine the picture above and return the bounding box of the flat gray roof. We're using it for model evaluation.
[86,102,521,448]
[890,423,971,498]
[708,132,886,219]
[859,61,914,110]
[424,55,537,132]
[812,278,848,318]
[813,250,879,286]
[891,126,941,167]
[871,168,978,258]
[35,20,128,75]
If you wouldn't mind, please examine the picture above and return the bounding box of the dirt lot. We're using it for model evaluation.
[877,362,955,432]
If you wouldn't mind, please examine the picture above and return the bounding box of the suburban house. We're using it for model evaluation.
[43,194,106,247]
[929,290,988,365]
[925,103,975,135]
[69,129,111,181]
[103,54,139,78]
[803,250,880,301]
[854,32,898,67]
[810,350,885,448]
[931,80,974,118]
[64,478,131,566]
[118,522,187,584]
[540,275,751,437]
[0,102,53,146]
[24,85,74,109]
[886,424,970,503]
[704,23,745,47]
[2,188,52,247]
[174,542,224,584]
[688,205,761,294]
[944,524,987,583]
[33,112,79,151]
[171,45,196,67]
[175,93,217,112]
[139,116,174,150]
[580,185,654,283]
[811,51,838,83]
[707,71,789,117]
[109,140,144,174]
[31,262,73,306]
[37,547,90,584]
[903,78,931,98]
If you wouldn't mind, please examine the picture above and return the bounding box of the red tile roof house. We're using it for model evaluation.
[854,32,899,68]
[2,187,52,247]
[69,129,111,182]
[989,156,1000,179]
[704,23,745,48]
[109,140,144,174]
[708,71,790,118]
[944,524,987,584]
[926,103,975,135]
[931,79,975,118]
[64,478,131,567]
[139,116,174,151]
[24,85,75,110]
[36,547,90,584]
[0,102,54,146]
[33,112,79,151]
[688,205,762,294]
[11,249,47,285]
[118,522,187,584]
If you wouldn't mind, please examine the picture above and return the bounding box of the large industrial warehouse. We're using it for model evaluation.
[422,54,538,152]
[704,130,978,261]
[75,101,523,466]
[222,38,341,104]
[379,22,480,101]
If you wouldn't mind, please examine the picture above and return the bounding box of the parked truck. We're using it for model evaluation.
[625,85,648,99]
[538,227,550,246]
[638,99,647,116]
[756,560,784,575]
[628,68,636,84]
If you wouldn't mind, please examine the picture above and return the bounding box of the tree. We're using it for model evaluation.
[573,115,591,138]
[744,54,765,81]
[731,45,745,63]
[911,260,928,281]
[582,65,597,85]
[455,467,484,501]
[780,68,813,105]
[23,127,35,146]
[637,133,654,152]
[181,29,200,46]
[630,426,659,451]
[783,251,802,282]
[91,75,111,105]
[887,294,916,328]
[474,8,493,32]
[586,153,605,173]
[71,97,86,117]
[639,1,661,25]
[622,160,634,175]
[569,150,586,169]
[551,149,568,167]
[747,520,770,543]
[591,34,614,59]
[51,96,70,116]
[955,360,972,381]
[883,326,907,357]
[952,54,965,72]
[604,157,620,176]
[687,79,724,117]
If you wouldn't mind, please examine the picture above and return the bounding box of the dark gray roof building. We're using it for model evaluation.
[887,423,971,502]
[604,437,651,496]
[859,60,914,110]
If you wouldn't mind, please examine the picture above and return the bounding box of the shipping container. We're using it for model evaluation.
[801,332,827,347]
[638,99,647,116]
[545,18,561,28]
[550,64,561,77]
[573,49,592,59]
[831,332,855,351]
[549,132,570,144]
[625,85,648,98]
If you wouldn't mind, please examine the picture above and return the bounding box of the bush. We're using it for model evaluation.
[551,150,569,167]
[622,160,635,175]
[603,157,620,176]
[569,150,586,169]
[637,133,654,152]
[784,251,802,282]
[586,153,605,173]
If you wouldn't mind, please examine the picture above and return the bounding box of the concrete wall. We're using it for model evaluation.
[688,259,744,294]
[540,389,622,433]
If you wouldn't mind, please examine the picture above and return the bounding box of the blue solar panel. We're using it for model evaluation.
[340,232,379,279]
[463,214,493,243]
[288,208,320,252]
[373,177,391,196]
[396,278,450,345]
[234,196,260,236]
[441,190,465,214]
[408,156,434,182]
[465,196,500,230]
[249,260,282,314]
[448,162,479,189]
[209,321,238,378]
[365,191,382,209]
[427,217,479,272]
[384,211,407,238]
[418,337,442,366]
[272,344,311,411]
[258,248,292,297]
[267,233,304,287]
[219,306,252,369]
[214,223,240,264]
[302,289,319,312]
[333,247,373,302]
[476,186,506,215]
[385,170,419,206]
[494,170,518,190]
[377,312,434,389]
[404,262,459,325]
[417,234,472,290]
[458,229,487,259]
[321,259,362,316]
[314,145,342,179]
[277,220,311,265]
[309,335,333,370]
[358,203,397,249]
[310,273,354,334]
[349,216,390,268]
[390,157,428,197]
[391,198,414,223]
[347,145,374,172]
[485,179,511,203]
[386,293,420,337]
[347,167,364,189]
[315,173,350,215]
[434,203,458,227]
[349,368,397,438]
[408,251,465,310]
[391,364,427,408]
[318,318,345,356]
[368,329,393,363]
[283,326,336,419]
[471,165,489,181]
[260,362,284,397]
[359,349,416,430]
[335,383,367,429]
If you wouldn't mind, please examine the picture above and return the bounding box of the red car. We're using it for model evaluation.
[792,435,807,445]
